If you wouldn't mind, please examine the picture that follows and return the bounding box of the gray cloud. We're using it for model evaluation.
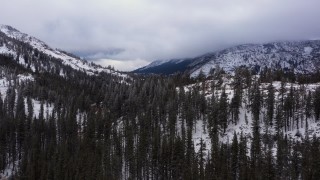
[2,0,320,70]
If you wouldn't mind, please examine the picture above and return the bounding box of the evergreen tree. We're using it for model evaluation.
[16,89,26,159]
[251,82,262,179]
[290,141,301,179]
[301,135,311,179]
[231,132,239,180]
[251,79,261,123]
[266,83,275,126]
[310,136,320,179]
[219,87,228,133]
[197,138,206,180]
[238,132,249,180]
[314,87,320,121]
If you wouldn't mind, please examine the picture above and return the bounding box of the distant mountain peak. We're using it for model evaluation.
[0,24,18,33]
[134,40,320,77]
[1,24,30,40]
[0,24,50,50]
[0,25,127,78]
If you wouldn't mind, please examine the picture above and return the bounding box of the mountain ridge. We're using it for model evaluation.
[134,40,320,77]
[0,25,127,78]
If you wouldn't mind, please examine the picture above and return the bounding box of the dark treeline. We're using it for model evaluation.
[1,53,320,179]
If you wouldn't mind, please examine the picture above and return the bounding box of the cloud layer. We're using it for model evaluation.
[2,0,320,70]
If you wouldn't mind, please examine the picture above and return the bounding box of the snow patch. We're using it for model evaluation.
[304,46,313,55]
[193,119,211,153]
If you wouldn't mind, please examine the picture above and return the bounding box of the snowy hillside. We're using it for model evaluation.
[0,71,88,179]
[2,25,320,179]
[0,25,126,77]
[186,76,320,154]
[135,41,320,77]
[191,41,320,77]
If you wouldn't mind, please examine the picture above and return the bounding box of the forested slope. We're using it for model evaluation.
[1,25,320,179]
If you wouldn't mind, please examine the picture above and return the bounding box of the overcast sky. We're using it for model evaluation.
[2,0,320,71]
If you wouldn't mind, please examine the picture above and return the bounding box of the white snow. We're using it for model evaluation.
[0,73,34,98]
[0,25,128,78]
[0,161,19,179]
[193,119,211,153]
[185,77,320,156]
[144,41,320,77]
[0,44,16,56]
[0,73,55,119]
[304,46,313,55]
[31,100,54,119]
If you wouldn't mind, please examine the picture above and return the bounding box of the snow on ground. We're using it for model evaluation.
[0,73,34,97]
[39,47,104,75]
[0,161,19,180]
[304,46,313,55]
[0,73,87,178]
[0,74,55,119]
[31,99,54,119]
[0,44,16,56]
[183,77,320,155]
[221,101,252,144]
[193,118,211,153]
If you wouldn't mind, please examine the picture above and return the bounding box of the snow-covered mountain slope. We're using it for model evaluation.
[134,41,320,77]
[185,77,320,153]
[0,25,126,77]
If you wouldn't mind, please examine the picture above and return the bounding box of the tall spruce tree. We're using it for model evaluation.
[266,83,275,126]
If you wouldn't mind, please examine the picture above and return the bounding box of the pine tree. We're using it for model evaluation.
[314,87,320,121]
[219,87,228,133]
[251,80,261,123]
[305,91,312,128]
[262,132,275,180]
[230,91,241,125]
[238,132,249,180]
[251,84,262,179]
[275,105,284,137]
[279,79,286,107]
[301,135,311,179]
[290,141,301,179]
[16,89,26,159]
[231,132,239,180]
[172,136,184,180]
[197,138,206,180]
[0,95,6,174]
[26,96,33,131]
[266,83,275,126]
[310,136,320,179]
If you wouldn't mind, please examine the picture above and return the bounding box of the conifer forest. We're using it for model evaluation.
[1,45,320,179]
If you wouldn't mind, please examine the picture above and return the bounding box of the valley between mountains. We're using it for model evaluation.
[1,25,320,179]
